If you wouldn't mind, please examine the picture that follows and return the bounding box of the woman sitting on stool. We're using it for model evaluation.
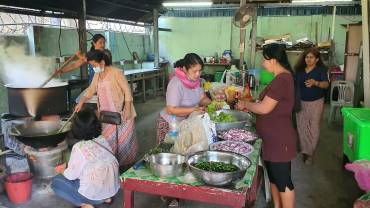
[51,108,119,208]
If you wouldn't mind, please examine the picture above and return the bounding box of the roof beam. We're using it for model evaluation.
[94,0,151,13]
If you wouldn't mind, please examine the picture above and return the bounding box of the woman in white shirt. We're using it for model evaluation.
[51,108,120,208]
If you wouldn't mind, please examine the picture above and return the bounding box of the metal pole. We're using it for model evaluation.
[250,6,257,68]
[330,6,336,40]
[153,8,159,68]
[78,0,88,79]
[239,0,246,70]
[362,0,370,107]
[26,26,36,56]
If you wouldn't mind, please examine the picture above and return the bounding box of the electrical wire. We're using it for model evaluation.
[121,32,133,58]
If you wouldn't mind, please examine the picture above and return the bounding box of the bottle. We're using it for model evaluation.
[244,84,253,101]
[248,74,255,90]
[168,115,179,140]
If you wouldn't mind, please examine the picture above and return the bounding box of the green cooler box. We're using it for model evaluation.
[341,108,370,162]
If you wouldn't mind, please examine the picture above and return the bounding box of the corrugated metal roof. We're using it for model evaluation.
[0,0,163,23]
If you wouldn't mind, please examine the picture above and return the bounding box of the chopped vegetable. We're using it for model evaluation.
[210,141,254,156]
[148,147,163,155]
[209,112,237,123]
[206,102,217,114]
[219,128,258,142]
[194,161,238,172]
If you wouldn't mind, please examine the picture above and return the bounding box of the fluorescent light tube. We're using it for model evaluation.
[162,1,213,7]
[292,0,352,3]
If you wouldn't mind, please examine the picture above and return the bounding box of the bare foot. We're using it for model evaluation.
[81,204,94,208]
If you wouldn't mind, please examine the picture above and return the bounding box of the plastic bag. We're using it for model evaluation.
[200,113,217,145]
[171,112,215,156]
[345,160,370,192]
[354,192,370,208]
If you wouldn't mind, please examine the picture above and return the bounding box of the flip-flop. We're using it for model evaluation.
[104,198,113,205]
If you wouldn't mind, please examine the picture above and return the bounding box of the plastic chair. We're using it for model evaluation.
[328,80,355,124]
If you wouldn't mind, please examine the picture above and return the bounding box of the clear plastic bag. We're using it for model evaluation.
[171,112,215,156]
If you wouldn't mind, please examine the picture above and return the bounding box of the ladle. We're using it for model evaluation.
[39,54,77,88]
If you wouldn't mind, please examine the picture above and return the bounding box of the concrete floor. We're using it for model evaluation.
[0,97,363,208]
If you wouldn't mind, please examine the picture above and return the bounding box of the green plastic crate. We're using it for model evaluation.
[341,107,370,162]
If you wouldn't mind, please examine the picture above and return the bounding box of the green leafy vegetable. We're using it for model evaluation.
[209,112,237,123]
[194,161,239,172]
[148,147,163,155]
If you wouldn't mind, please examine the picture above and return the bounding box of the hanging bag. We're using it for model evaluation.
[96,73,125,155]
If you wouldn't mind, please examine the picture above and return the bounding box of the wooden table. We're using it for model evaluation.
[121,140,263,208]
[124,68,166,102]
[122,166,261,208]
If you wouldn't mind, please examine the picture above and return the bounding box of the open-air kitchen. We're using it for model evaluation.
[0,0,369,208]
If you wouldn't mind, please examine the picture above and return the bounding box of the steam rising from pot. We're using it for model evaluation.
[0,42,64,88]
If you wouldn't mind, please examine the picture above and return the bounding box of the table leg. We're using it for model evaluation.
[142,76,146,102]
[153,75,158,97]
[162,73,165,95]
[124,189,134,208]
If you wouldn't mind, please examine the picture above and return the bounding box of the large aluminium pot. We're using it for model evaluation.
[9,120,71,149]
[5,83,69,117]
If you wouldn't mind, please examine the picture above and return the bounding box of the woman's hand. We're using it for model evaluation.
[194,106,205,113]
[235,100,248,111]
[123,106,131,121]
[76,51,87,62]
[74,102,84,113]
[53,68,63,76]
[305,79,318,88]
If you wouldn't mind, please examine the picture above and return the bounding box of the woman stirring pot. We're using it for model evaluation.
[75,50,137,170]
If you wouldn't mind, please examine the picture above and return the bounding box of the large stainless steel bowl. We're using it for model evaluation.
[214,109,254,132]
[187,151,251,186]
[146,153,185,178]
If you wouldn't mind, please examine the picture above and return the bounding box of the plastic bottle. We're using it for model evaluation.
[168,115,179,140]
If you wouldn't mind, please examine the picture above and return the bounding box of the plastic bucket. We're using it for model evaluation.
[5,172,33,204]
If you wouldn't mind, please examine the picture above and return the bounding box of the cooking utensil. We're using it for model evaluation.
[58,112,76,134]
[39,55,77,88]
[5,83,68,117]
[10,121,71,148]
[146,153,186,178]
[187,151,251,186]
[214,109,254,132]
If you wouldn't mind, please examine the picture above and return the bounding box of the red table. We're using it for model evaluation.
[121,167,261,208]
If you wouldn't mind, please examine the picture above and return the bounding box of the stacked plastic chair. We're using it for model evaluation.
[328,80,355,125]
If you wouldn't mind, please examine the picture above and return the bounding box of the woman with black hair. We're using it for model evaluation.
[236,43,297,208]
[55,34,112,84]
[74,49,137,169]
[294,47,329,165]
[51,108,119,208]
[156,53,212,143]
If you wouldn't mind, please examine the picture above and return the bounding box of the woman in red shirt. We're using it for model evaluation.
[237,43,298,208]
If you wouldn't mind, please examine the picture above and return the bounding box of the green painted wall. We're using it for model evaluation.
[159,15,362,72]
[36,27,151,63]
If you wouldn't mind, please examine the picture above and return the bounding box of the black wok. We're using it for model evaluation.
[9,121,71,149]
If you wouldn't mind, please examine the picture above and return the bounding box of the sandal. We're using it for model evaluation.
[104,198,113,205]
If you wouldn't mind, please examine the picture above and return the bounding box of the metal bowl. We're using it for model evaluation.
[187,151,251,186]
[214,109,254,132]
[146,153,185,178]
